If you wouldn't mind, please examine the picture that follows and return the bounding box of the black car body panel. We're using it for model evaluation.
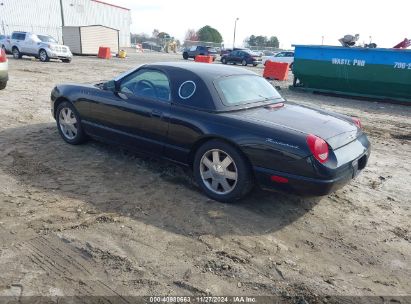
[51,62,370,196]
[221,50,262,66]
[183,46,218,60]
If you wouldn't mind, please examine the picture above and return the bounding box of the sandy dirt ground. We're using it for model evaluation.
[0,51,410,303]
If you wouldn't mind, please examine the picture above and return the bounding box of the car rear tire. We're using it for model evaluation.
[193,140,254,203]
[253,63,258,67]
[241,59,247,66]
[12,47,22,59]
[183,52,189,60]
[221,57,227,64]
[56,102,87,145]
[39,49,50,62]
[0,81,7,90]
[62,58,71,63]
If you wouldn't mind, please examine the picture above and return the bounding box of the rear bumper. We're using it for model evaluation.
[254,149,370,196]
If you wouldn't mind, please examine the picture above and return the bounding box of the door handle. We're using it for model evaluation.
[150,110,163,118]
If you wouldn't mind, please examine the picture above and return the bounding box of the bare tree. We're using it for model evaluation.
[185,29,198,41]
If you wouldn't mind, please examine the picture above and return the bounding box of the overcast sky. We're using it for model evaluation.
[115,0,409,49]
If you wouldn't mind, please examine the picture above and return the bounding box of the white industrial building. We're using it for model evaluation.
[0,0,131,47]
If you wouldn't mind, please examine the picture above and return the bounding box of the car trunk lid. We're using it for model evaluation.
[225,103,359,150]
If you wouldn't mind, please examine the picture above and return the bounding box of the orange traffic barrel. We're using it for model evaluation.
[98,47,111,59]
[195,55,213,63]
[263,61,289,81]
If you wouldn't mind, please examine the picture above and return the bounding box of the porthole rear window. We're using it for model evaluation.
[178,81,196,99]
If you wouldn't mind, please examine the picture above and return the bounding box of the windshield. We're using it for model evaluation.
[37,35,57,43]
[216,75,282,107]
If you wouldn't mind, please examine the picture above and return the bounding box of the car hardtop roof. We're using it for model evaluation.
[146,62,257,80]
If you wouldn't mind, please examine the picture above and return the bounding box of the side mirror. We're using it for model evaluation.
[103,80,118,92]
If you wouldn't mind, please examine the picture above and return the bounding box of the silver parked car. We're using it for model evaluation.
[0,47,8,90]
[0,35,11,54]
[9,31,72,63]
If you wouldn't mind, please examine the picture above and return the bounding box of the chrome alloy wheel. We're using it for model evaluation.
[58,107,78,140]
[200,149,238,195]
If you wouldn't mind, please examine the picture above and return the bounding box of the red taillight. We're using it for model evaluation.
[306,134,329,163]
[271,175,289,183]
[265,103,284,109]
[0,49,6,63]
[351,117,362,129]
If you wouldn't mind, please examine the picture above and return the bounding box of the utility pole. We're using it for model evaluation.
[59,0,65,26]
[233,18,239,49]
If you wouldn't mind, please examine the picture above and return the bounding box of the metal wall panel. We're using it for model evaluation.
[0,0,62,41]
[62,0,131,47]
[62,26,81,54]
[0,0,131,47]
[80,25,119,54]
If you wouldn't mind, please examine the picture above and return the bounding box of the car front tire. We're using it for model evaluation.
[241,59,247,66]
[183,52,189,60]
[12,47,22,59]
[62,58,71,63]
[221,57,227,64]
[39,49,50,62]
[0,81,7,90]
[56,102,87,145]
[193,140,253,203]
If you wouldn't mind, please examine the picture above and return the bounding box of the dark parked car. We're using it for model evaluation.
[51,63,370,202]
[220,47,248,56]
[221,50,262,66]
[183,45,217,60]
[142,41,162,52]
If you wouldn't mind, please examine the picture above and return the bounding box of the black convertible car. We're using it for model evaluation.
[51,62,370,202]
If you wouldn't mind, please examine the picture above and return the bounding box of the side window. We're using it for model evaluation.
[231,51,238,56]
[119,69,171,102]
[189,46,196,51]
[276,53,285,57]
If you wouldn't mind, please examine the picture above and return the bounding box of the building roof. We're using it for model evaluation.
[91,0,130,11]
